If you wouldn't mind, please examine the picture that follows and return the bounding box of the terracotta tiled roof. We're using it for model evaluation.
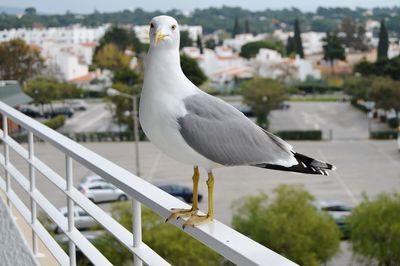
[70,73,93,82]
[81,42,97,48]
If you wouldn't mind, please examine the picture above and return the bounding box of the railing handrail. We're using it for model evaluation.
[0,101,296,266]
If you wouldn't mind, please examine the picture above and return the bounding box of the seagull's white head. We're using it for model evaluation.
[149,15,180,50]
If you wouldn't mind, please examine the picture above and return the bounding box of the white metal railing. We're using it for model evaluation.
[0,101,297,266]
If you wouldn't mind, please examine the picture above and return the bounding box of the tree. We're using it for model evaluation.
[240,78,287,127]
[323,32,346,74]
[0,39,44,83]
[286,36,296,57]
[340,17,370,51]
[232,185,341,266]
[94,43,131,71]
[179,31,193,49]
[180,54,207,86]
[244,19,250,34]
[340,17,357,49]
[196,34,204,54]
[240,40,284,59]
[293,19,304,58]
[377,20,389,61]
[354,55,400,81]
[94,202,224,265]
[106,82,136,131]
[23,77,81,112]
[369,77,400,126]
[24,7,37,15]
[232,16,241,37]
[354,24,368,51]
[348,192,400,266]
[24,78,59,109]
[205,38,217,50]
[113,66,140,86]
[96,25,143,55]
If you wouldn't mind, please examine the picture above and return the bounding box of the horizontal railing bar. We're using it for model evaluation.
[0,140,169,265]
[0,102,296,265]
[0,156,112,266]
[0,177,69,266]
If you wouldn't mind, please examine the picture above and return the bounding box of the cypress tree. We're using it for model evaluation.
[294,19,304,58]
[232,16,241,38]
[196,34,204,54]
[323,32,346,74]
[244,19,250,34]
[286,36,296,57]
[377,19,389,61]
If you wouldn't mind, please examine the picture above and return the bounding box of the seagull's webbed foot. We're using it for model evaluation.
[182,214,213,229]
[165,207,198,222]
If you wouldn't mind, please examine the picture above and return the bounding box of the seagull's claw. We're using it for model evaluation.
[182,214,213,229]
[165,208,198,223]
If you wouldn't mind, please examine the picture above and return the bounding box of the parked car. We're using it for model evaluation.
[156,183,203,203]
[79,175,105,186]
[49,206,98,234]
[67,99,88,111]
[44,106,74,118]
[19,106,42,118]
[278,101,290,110]
[78,181,128,203]
[315,200,352,239]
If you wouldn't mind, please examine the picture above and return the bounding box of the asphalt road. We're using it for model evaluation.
[269,101,390,140]
[4,139,400,265]
[59,101,114,133]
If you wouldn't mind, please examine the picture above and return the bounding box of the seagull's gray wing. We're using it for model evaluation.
[178,92,295,166]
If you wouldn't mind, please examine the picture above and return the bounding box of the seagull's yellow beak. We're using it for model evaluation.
[155,31,166,44]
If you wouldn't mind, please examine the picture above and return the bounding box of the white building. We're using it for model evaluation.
[273,30,326,55]
[0,25,109,45]
[301,32,326,55]
[223,33,268,51]
[39,41,97,81]
[253,48,321,82]
[182,46,253,90]
[133,24,202,44]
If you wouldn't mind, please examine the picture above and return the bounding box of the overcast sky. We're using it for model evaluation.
[2,0,399,14]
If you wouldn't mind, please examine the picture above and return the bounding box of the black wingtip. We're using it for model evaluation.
[256,152,335,176]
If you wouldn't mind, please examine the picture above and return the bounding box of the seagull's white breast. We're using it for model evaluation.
[139,64,218,171]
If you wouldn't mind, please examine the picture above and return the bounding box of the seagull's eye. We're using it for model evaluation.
[150,23,154,29]
[171,25,176,31]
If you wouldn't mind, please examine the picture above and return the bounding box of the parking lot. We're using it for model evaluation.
[2,101,400,265]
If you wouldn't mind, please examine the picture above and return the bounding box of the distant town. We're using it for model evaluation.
[0,5,400,266]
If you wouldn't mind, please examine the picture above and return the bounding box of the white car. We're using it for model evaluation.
[49,206,98,234]
[78,181,128,203]
[80,175,105,186]
[67,99,88,111]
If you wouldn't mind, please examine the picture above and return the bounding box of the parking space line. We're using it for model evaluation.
[317,149,359,204]
[145,152,162,182]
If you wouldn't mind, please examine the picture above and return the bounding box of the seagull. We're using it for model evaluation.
[139,15,335,227]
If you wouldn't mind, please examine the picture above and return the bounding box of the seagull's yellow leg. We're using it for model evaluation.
[166,166,200,222]
[183,171,214,228]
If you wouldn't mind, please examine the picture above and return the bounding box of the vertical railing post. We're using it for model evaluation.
[28,132,38,255]
[132,198,142,266]
[2,115,11,211]
[132,94,140,177]
[66,156,76,266]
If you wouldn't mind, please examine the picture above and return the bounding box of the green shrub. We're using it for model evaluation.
[43,115,65,130]
[370,131,398,139]
[275,130,322,140]
[348,192,400,265]
[232,185,341,266]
